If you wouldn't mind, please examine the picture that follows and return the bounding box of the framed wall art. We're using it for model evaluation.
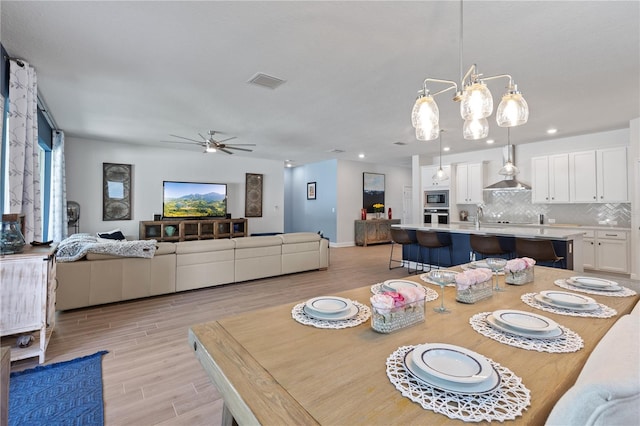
[363,172,385,213]
[245,173,263,217]
[103,163,132,221]
[307,182,317,200]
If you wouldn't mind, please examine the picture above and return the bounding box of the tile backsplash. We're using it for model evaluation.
[460,190,631,227]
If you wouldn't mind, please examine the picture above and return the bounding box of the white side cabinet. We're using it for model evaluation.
[421,165,451,190]
[0,245,57,363]
[570,147,628,203]
[531,154,570,203]
[455,163,484,204]
[582,229,629,273]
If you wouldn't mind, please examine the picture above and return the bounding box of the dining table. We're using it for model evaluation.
[188,266,638,425]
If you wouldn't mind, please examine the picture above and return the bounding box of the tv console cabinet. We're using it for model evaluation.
[139,219,248,242]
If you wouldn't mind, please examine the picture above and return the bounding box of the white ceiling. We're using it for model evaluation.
[2,1,639,167]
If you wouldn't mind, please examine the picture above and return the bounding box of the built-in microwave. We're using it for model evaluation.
[424,190,449,208]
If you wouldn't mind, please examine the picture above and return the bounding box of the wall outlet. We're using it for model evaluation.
[547,218,556,224]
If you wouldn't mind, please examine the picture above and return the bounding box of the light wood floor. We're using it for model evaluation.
[11,244,411,425]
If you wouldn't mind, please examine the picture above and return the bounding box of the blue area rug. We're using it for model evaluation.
[9,351,108,426]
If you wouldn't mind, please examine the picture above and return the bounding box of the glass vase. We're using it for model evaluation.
[371,299,425,333]
[0,221,26,254]
[505,267,535,285]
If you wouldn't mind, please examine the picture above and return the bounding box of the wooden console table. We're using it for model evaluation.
[139,218,247,242]
[355,219,400,246]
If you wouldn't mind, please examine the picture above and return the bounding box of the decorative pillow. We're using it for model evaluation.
[96,229,126,242]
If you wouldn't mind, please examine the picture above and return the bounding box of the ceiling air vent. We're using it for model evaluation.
[247,73,286,90]
[328,149,346,154]
[393,141,408,146]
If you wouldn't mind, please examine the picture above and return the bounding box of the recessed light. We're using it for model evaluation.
[358,153,365,159]
[547,128,558,134]
[486,139,495,144]
[443,147,450,152]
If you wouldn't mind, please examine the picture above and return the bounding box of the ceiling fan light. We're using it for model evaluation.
[460,81,493,120]
[497,92,529,127]
[498,161,519,176]
[463,118,489,140]
[411,94,439,129]
[205,145,216,153]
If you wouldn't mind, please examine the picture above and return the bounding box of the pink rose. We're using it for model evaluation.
[398,286,426,303]
[505,258,526,272]
[370,294,394,314]
[522,257,536,267]
[383,291,406,308]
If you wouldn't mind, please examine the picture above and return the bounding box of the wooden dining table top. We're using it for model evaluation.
[189,266,638,425]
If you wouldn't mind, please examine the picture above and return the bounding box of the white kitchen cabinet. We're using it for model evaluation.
[570,147,628,203]
[531,154,569,203]
[421,165,450,190]
[455,163,484,204]
[0,245,57,363]
[582,229,629,273]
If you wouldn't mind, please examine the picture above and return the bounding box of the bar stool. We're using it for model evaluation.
[515,238,565,268]
[389,228,419,274]
[416,230,452,272]
[470,234,510,260]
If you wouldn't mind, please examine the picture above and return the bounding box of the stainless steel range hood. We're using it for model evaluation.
[484,145,531,190]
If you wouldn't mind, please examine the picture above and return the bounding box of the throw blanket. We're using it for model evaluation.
[57,233,157,262]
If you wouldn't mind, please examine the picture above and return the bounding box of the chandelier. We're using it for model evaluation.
[411,1,529,141]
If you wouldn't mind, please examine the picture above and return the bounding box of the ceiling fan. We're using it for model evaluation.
[162,130,255,155]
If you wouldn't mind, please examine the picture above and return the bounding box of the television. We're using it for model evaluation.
[162,181,227,219]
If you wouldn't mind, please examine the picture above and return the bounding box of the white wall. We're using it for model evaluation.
[65,137,284,237]
[630,118,639,279]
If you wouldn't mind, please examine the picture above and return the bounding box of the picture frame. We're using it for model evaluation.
[307,182,317,200]
[245,173,263,217]
[363,172,385,213]
[103,163,132,221]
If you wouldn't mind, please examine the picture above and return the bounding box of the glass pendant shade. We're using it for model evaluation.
[460,82,493,120]
[497,92,529,127]
[432,167,449,181]
[415,124,440,141]
[463,118,489,140]
[412,95,439,130]
[498,161,519,176]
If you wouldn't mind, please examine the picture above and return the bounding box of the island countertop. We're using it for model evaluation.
[392,223,584,241]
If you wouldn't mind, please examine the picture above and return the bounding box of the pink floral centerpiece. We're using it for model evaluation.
[370,286,426,333]
[455,268,493,303]
[504,257,536,285]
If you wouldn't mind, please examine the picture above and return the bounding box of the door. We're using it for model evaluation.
[570,150,597,202]
[597,147,628,202]
[531,156,550,203]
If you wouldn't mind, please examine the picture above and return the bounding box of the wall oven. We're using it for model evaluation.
[424,190,449,208]
[424,208,450,225]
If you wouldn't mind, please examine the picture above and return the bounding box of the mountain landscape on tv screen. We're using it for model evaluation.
[164,191,226,217]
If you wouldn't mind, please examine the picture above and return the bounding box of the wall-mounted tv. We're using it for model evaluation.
[163,181,227,219]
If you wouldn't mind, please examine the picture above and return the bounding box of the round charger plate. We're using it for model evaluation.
[302,304,359,321]
[404,348,500,394]
[492,309,558,333]
[411,343,493,384]
[382,279,420,292]
[486,314,564,339]
[533,293,598,311]
[305,296,352,315]
[568,276,619,290]
[539,290,595,307]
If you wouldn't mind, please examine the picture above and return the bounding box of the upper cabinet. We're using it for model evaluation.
[569,147,628,203]
[421,165,451,190]
[531,154,569,203]
[455,163,484,204]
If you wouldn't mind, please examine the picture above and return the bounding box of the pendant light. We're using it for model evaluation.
[498,127,519,176]
[432,130,449,181]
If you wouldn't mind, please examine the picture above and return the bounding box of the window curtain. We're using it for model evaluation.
[6,59,41,242]
[48,130,67,241]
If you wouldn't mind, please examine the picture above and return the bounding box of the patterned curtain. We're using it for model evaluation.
[7,59,41,242]
[49,130,67,241]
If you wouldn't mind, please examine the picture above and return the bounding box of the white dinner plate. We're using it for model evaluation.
[305,296,352,315]
[562,278,622,292]
[534,293,599,311]
[411,343,493,384]
[539,290,595,307]
[382,279,420,292]
[303,304,359,321]
[568,276,620,290]
[492,309,559,333]
[486,314,564,339]
[403,349,501,394]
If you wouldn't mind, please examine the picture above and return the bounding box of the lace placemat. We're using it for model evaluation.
[291,300,371,329]
[419,273,456,287]
[370,283,439,302]
[469,312,584,353]
[554,279,637,297]
[521,293,617,318]
[386,345,531,423]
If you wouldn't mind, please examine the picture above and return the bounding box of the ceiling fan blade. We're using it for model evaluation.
[198,133,208,142]
[169,134,202,143]
[216,136,237,143]
[225,143,256,147]
[218,147,234,155]
[225,146,253,152]
[160,140,203,146]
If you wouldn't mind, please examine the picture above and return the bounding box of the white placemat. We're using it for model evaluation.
[554,279,637,297]
[386,345,531,422]
[370,282,439,302]
[521,293,617,318]
[419,273,456,287]
[469,312,584,353]
[291,300,370,329]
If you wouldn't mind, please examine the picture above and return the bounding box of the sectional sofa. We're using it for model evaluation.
[56,232,329,311]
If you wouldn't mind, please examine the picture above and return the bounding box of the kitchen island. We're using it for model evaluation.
[392,223,584,272]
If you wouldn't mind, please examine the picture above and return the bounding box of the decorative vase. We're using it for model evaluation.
[0,221,26,254]
[455,279,493,304]
[505,267,535,285]
[361,209,367,220]
[388,207,392,220]
[165,226,176,237]
[371,299,425,333]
